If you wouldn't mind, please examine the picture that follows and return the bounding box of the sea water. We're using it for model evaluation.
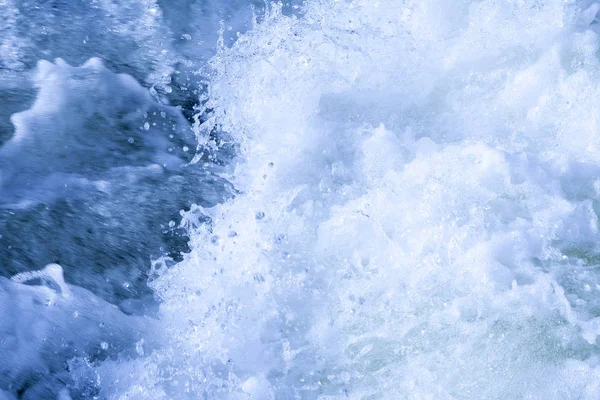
[3,0,600,399]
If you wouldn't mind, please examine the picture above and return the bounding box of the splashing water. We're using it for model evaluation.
[5,0,600,399]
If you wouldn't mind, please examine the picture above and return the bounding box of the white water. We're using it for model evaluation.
[4,0,600,399]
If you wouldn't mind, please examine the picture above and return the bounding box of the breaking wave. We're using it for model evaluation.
[5,0,600,399]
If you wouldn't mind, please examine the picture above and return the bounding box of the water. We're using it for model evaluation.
[3,0,600,399]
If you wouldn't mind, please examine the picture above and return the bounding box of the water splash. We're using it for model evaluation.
[6,0,600,399]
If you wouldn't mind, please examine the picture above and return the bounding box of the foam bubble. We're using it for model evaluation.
[118,1,600,398]
[6,0,600,398]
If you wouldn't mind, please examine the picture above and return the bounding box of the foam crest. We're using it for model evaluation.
[116,1,600,398]
[6,0,600,399]
[11,263,71,298]
[1,58,189,203]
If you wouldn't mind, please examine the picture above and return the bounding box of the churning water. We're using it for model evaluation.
[3,0,600,399]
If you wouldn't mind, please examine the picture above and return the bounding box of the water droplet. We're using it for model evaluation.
[143,122,150,131]
[149,86,159,102]
[136,339,145,356]
[128,137,135,144]
[228,231,238,238]
[255,211,265,220]
[100,342,108,350]
[168,220,176,228]
[160,111,166,118]
[123,281,130,289]
[275,234,286,244]
[183,146,189,152]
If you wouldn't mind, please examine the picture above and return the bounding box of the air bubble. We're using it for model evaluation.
[136,339,145,356]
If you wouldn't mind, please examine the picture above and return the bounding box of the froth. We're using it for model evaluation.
[16,0,600,398]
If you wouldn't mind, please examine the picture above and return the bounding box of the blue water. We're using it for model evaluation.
[4,0,600,399]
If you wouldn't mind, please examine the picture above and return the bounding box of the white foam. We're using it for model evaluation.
[0,264,154,397]
[6,0,600,398]
[0,57,190,205]
[111,1,600,398]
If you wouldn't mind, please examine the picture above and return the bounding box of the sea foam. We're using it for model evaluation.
[6,0,600,399]
[86,0,600,398]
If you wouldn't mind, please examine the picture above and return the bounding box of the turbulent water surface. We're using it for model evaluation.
[4,0,600,399]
